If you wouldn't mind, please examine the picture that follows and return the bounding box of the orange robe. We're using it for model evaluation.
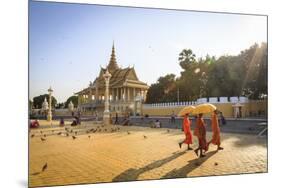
[194,117,207,150]
[211,114,221,145]
[182,117,193,144]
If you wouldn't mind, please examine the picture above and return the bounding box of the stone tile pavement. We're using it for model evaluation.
[29,122,267,187]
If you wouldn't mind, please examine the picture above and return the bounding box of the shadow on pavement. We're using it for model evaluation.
[112,151,186,182]
[161,150,217,179]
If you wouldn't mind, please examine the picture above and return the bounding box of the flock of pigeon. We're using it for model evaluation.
[30,125,173,174]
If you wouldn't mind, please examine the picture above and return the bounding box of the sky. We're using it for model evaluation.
[29,1,267,103]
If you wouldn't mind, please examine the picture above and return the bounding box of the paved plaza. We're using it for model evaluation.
[29,122,267,187]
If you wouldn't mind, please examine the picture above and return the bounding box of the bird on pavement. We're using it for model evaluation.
[143,135,147,139]
[72,136,77,140]
[43,134,46,137]
[41,137,46,142]
[88,135,91,139]
[127,131,131,135]
[167,129,170,133]
[42,163,48,172]
[57,132,62,135]
[31,134,35,138]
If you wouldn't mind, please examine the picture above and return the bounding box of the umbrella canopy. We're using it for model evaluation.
[178,106,195,116]
[193,103,217,114]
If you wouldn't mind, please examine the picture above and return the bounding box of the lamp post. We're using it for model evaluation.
[103,69,112,125]
[47,87,53,122]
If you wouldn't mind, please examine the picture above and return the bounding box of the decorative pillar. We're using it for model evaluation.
[133,88,136,99]
[89,88,92,102]
[47,87,53,122]
[127,87,131,101]
[121,87,124,101]
[124,87,127,101]
[95,84,99,102]
[103,69,112,125]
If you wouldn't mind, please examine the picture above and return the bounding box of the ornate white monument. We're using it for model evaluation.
[42,97,49,111]
[103,69,112,125]
[47,87,53,121]
[68,100,74,112]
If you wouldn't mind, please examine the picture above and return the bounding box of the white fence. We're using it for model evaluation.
[143,96,249,108]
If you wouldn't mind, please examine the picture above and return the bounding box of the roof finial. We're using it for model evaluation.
[107,42,119,71]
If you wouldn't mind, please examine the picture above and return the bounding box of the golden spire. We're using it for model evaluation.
[107,42,119,71]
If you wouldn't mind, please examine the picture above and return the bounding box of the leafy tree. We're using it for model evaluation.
[146,43,267,103]
[65,96,78,108]
[33,94,57,109]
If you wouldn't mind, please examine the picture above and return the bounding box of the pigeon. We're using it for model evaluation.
[31,134,35,138]
[42,163,48,172]
[57,132,62,135]
[88,135,91,139]
[167,129,170,133]
[43,134,46,137]
[72,136,77,140]
[41,137,46,142]
[127,131,131,135]
[143,135,147,139]
[214,162,218,166]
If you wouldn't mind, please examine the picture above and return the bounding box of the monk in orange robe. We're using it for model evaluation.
[207,110,224,150]
[179,113,193,150]
[194,113,207,158]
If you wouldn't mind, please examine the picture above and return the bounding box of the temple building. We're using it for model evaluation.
[75,44,149,115]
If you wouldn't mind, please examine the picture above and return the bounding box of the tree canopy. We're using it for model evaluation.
[145,43,267,103]
[32,94,57,109]
[65,96,78,108]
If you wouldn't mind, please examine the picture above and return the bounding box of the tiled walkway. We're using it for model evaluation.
[29,123,267,187]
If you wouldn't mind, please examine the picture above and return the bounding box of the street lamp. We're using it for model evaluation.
[103,69,112,125]
[47,87,53,122]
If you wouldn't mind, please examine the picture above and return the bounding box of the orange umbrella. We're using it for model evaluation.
[193,103,217,114]
[178,106,196,116]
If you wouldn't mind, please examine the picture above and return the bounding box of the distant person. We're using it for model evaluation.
[30,119,40,128]
[71,111,74,117]
[179,113,193,150]
[171,111,176,128]
[207,110,224,151]
[114,112,119,124]
[194,113,207,158]
[154,119,161,128]
[220,111,226,125]
[59,117,65,126]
